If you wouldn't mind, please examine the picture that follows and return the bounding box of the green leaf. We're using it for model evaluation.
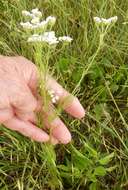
[84,142,98,158]
[106,165,117,172]
[71,145,92,170]
[99,152,114,165]
[59,167,80,179]
[110,84,119,93]
[100,58,112,68]
[57,57,69,72]
[94,166,106,176]
[89,61,105,80]
[57,165,69,172]
[60,171,72,178]
[89,182,98,190]
[72,68,83,83]
[57,56,76,73]
[93,104,103,120]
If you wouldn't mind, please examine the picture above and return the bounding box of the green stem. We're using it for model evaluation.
[73,33,104,94]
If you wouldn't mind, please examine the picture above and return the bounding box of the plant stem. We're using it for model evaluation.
[73,33,104,94]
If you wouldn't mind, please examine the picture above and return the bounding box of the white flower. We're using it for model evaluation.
[48,90,54,95]
[93,16,118,25]
[37,20,48,29]
[93,17,102,23]
[107,16,118,23]
[43,31,55,38]
[27,34,41,42]
[21,9,57,31]
[46,16,56,26]
[21,19,48,31]
[101,18,109,24]
[48,90,60,104]
[58,36,73,43]
[21,9,72,46]
[20,20,48,30]
[32,34,40,37]
[31,8,39,14]
[27,31,59,45]
[20,22,33,29]
[22,10,34,18]
[22,8,42,19]
[31,17,40,24]
[42,31,59,45]
[31,8,42,18]
[55,95,59,101]
[22,10,31,17]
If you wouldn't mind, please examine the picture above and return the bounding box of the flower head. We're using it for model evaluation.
[46,16,56,27]
[93,16,118,25]
[58,36,73,43]
[27,31,59,45]
[48,90,60,104]
[21,8,56,31]
[21,8,73,47]
[93,17,102,24]
[107,16,118,23]
[20,22,33,29]
[31,17,40,24]
[27,34,41,42]
[22,10,31,17]
[31,8,42,18]
[41,31,59,45]
[22,8,42,20]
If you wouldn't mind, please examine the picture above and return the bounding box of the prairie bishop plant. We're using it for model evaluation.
[20,8,74,144]
[20,8,73,188]
[20,8,73,107]
[93,16,118,46]
[73,15,118,94]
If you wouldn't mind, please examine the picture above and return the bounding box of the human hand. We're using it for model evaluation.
[0,56,85,144]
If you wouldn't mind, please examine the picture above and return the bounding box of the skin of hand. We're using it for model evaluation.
[0,56,85,144]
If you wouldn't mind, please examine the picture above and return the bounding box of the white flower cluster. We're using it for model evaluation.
[21,8,56,30]
[22,8,42,18]
[20,8,73,45]
[28,33,73,45]
[58,36,73,43]
[28,32,59,45]
[93,16,118,25]
[48,90,59,104]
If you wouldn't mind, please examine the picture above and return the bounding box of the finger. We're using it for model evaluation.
[50,136,59,145]
[46,76,85,119]
[47,117,71,144]
[16,104,59,145]
[0,108,13,123]
[42,103,71,144]
[3,116,49,142]
[16,111,37,124]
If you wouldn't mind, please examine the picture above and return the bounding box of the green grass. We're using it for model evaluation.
[0,0,128,189]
